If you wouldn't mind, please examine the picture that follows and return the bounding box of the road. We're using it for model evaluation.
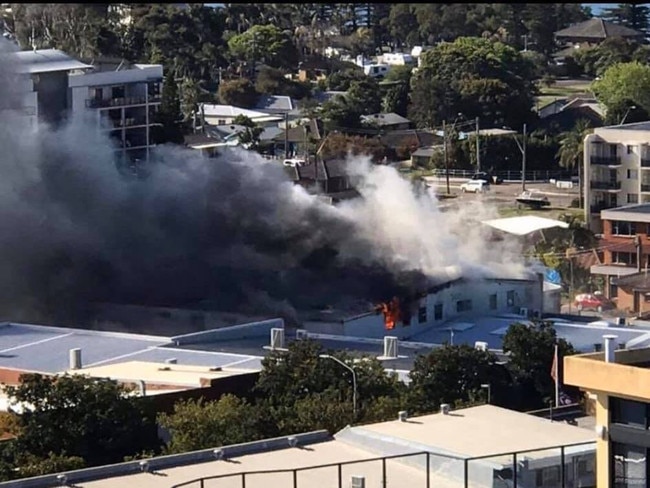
[422,177,580,212]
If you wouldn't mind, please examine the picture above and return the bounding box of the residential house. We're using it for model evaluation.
[361,113,412,131]
[554,18,645,65]
[68,60,164,163]
[411,145,442,167]
[285,158,354,199]
[379,129,441,161]
[200,104,283,127]
[583,122,650,232]
[564,339,650,488]
[536,97,605,134]
[379,52,415,66]
[590,204,650,305]
[268,119,323,159]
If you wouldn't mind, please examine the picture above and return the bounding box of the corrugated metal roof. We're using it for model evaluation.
[482,216,569,236]
[10,49,92,74]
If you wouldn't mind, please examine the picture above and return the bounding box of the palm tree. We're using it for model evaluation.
[556,119,594,209]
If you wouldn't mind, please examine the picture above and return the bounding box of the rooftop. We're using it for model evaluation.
[8,48,93,74]
[200,104,283,122]
[253,95,295,114]
[347,404,594,459]
[555,17,644,41]
[598,120,650,132]
[482,216,570,237]
[361,112,411,127]
[616,271,650,292]
[601,203,650,223]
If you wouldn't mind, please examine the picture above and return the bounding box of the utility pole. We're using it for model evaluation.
[475,116,480,172]
[284,112,289,159]
[443,120,450,195]
[521,123,527,191]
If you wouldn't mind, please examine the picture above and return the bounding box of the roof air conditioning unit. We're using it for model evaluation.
[270,328,285,350]
[440,403,450,415]
[350,476,366,488]
[383,336,398,359]
[295,329,309,340]
[398,410,408,422]
[287,436,298,448]
[69,348,82,370]
[519,307,528,318]
[475,341,488,351]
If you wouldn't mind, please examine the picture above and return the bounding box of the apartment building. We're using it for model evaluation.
[590,204,650,305]
[584,122,650,232]
[565,337,650,488]
[68,61,163,164]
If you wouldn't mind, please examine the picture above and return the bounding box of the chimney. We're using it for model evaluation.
[604,335,618,363]
[383,336,398,359]
[398,410,408,422]
[635,235,643,272]
[440,403,450,415]
[69,348,82,370]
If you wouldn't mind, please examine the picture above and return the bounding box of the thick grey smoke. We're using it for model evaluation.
[0,41,526,326]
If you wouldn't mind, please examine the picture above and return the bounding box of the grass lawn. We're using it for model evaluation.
[536,81,593,108]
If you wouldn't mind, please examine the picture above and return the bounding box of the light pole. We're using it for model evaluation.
[620,105,637,125]
[319,354,357,418]
[481,383,491,404]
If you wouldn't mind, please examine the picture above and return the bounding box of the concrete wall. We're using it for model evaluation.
[68,65,163,89]
[34,71,68,125]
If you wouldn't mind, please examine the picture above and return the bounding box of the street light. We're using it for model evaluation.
[318,354,357,419]
[620,105,637,125]
[481,383,491,404]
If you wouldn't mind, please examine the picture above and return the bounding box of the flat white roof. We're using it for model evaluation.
[80,439,448,488]
[9,49,92,74]
[482,216,569,236]
[201,104,283,121]
[355,405,594,458]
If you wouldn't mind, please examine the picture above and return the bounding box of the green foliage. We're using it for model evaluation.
[573,37,647,77]
[180,77,200,123]
[320,96,363,130]
[502,321,577,406]
[152,70,184,144]
[218,78,259,108]
[228,24,298,70]
[592,61,650,119]
[326,69,366,91]
[4,374,160,470]
[158,395,265,454]
[407,344,509,415]
[601,3,650,35]
[232,115,264,150]
[347,78,382,116]
[255,67,311,99]
[409,37,537,130]
[14,452,85,480]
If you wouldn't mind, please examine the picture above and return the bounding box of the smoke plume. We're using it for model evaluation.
[0,41,527,326]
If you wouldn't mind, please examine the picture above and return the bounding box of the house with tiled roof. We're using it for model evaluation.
[555,18,645,44]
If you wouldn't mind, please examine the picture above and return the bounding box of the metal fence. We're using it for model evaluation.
[171,441,596,488]
[429,168,576,182]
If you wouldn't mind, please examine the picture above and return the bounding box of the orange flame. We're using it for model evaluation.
[378,296,401,330]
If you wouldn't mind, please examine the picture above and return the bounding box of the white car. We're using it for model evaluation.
[460,180,488,193]
[283,159,306,168]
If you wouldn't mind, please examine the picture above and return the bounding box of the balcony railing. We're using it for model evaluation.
[590,181,621,190]
[642,184,650,193]
[591,202,617,213]
[86,95,162,109]
[642,158,650,168]
[591,155,621,165]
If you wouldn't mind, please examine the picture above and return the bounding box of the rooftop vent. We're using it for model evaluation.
[69,348,82,370]
[165,358,177,364]
[287,436,298,448]
[213,448,224,460]
[440,403,450,415]
[398,410,408,422]
[270,328,285,350]
[604,334,618,363]
[475,341,488,351]
[351,475,366,488]
[139,460,150,473]
[383,336,398,359]
[295,329,309,340]
[56,474,67,486]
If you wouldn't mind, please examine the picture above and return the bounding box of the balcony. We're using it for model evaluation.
[590,181,621,191]
[86,95,162,109]
[641,158,650,168]
[591,155,621,166]
[590,202,617,213]
[642,184,650,193]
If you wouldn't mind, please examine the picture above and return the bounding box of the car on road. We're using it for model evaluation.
[472,172,503,184]
[574,292,614,312]
[460,180,489,193]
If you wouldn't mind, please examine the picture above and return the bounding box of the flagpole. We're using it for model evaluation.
[554,343,560,408]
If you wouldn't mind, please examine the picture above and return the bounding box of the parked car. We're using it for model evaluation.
[472,172,503,184]
[574,292,614,312]
[460,180,489,193]
[283,159,306,168]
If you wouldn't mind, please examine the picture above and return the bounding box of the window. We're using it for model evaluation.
[611,397,647,428]
[627,145,635,155]
[507,290,515,306]
[613,221,638,236]
[456,300,472,312]
[489,294,497,310]
[111,86,125,99]
[613,252,638,266]
[613,442,647,488]
[535,466,560,487]
[418,307,427,323]
[628,194,639,204]
[610,143,619,157]
[434,304,443,320]
[628,169,638,180]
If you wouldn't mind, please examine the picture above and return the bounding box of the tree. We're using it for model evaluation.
[319,132,391,162]
[502,321,577,408]
[592,61,650,122]
[232,115,263,151]
[381,66,412,116]
[325,68,366,91]
[573,37,643,77]
[556,119,594,208]
[180,77,200,124]
[218,78,259,108]
[347,78,382,116]
[320,95,363,129]
[4,374,159,468]
[409,37,537,129]
[228,24,299,70]
[152,70,184,145]
[602,3,650,35]
[158,395,265,454]
[255,67,311,99]
[407,344,510,414]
